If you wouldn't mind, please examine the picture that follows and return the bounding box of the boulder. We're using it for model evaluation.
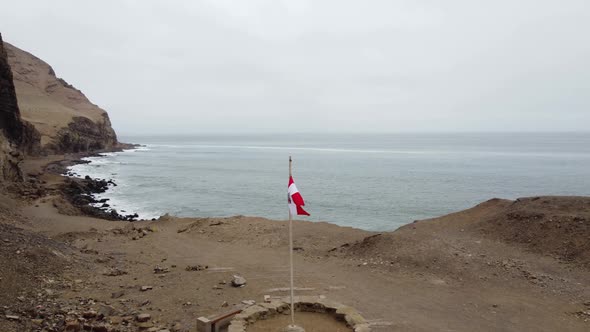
[231,275,247,287]
[136,313,151,322]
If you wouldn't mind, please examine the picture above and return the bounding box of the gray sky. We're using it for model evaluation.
[1,0,589,134]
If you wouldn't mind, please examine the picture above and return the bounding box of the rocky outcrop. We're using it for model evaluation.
[0,33,41,182]
[55,115,115,153]
[0,140,22,182]
[4,41,118,153]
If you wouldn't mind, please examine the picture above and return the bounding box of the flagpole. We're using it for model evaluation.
[288,156,295,326]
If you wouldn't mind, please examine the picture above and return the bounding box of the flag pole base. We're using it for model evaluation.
[283,325,305,332]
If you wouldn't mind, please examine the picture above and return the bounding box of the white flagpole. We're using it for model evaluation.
[288,156,295,326]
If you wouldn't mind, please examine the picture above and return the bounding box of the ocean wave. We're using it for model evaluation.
[141,144,424,154]
[122,146,151,152]
[137,144,590,158]
[89,194,164,221]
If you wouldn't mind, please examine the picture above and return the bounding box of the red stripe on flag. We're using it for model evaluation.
[296,205,310,216]
[291,192,305,206]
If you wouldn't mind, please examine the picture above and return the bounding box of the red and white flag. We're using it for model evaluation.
[288,176,310,216]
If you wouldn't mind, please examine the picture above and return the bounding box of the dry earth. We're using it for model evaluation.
[0,159,589,332]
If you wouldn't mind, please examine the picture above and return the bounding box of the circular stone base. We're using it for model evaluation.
[228,295,370,332]
[283,325,305,332]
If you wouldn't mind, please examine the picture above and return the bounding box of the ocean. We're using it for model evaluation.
[68,133,590,231]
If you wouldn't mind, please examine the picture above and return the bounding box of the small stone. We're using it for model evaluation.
[104,268,127,276]
[64,319,81,331]
[109,316,123,325]
[5,315,20,321]
[136,321,154,328]
[185,265,207,271]
[112,290,126,299]
[82,310,97,318]
[231,275,247,287]
[154,266,170,274]
[98,304,116,317]
[136,313,151,322]
[221,301,229,307]
[140,286,153,291]
[241,300,256,305]
[31,319,44,326]
[89,324,110,332]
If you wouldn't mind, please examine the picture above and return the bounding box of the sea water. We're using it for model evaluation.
[69,133,590,231]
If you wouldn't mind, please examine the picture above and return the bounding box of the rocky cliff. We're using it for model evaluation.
[0,33,40,182]
[4,41,118,153]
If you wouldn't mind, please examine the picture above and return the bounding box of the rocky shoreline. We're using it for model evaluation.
[47,145,146,222]
[62,175,141,222]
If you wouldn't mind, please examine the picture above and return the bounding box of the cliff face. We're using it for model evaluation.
[4,41,118,153]
[0,33,40,182]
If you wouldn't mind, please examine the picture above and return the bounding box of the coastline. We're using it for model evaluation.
[3,143,590,331]
[54,133,590,232]
[3,174,590,331]
[23,143,148,222]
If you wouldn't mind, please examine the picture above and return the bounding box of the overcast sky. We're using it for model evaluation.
[1,0,589,134]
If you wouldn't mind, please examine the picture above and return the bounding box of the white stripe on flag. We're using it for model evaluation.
[288,202,297,216]
[288,183,299,196]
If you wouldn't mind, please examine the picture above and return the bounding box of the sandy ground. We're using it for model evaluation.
[0,158,589,332]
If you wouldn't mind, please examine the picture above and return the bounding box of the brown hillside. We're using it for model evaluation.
[4,42,117,153]
[468,196,590,268]
[337,197,590,273]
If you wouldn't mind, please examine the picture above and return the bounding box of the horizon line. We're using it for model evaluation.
[116,130,590,137]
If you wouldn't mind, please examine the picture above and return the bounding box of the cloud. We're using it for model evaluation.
[1,0,589,134]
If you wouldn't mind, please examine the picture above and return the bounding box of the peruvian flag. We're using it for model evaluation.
[288,176,310,216]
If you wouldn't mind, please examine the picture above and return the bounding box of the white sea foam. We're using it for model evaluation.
[66,146,165,220]
[90,193,163,220]
[124,146,151,152]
